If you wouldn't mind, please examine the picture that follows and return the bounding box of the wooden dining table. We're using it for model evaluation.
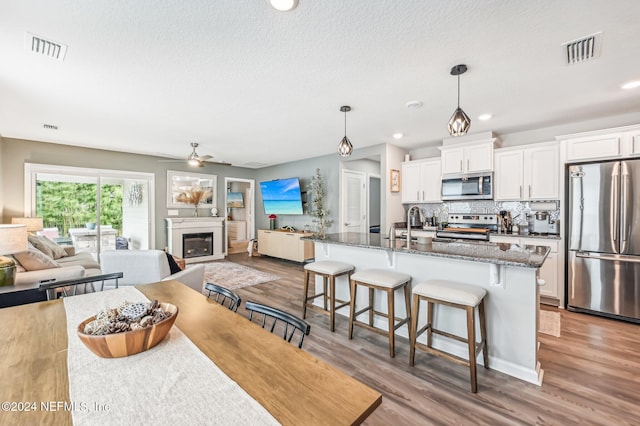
[0,280,381,425]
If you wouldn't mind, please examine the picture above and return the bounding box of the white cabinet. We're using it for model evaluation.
[258,230,314,262]
[489,235,559,302]
[626,129,640,156]
[441,142,493,175]
[401,158,441,203]
[495,142,559,200]
[527,238,559,301]
[494,150,524,200]
[564,132,622,161]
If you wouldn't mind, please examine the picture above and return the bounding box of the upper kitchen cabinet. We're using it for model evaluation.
[401,158,441,203]
[439,132,499,175]
[495,142,559,200]
[564,132,622,161]
[559,124,640,162]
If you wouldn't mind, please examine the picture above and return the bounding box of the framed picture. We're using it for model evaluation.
[167,170,217,208]
[226,192,244,208]
[390,169,400,192]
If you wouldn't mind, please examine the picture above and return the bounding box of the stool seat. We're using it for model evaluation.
[303,261,354,332]
[351,269,411,289]
[304,260,354,275]
[413,280,486,306]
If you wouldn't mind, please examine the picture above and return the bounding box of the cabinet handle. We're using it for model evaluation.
[467,159,470,171]
[519,185,522,199]
[416,190,419,200]
[460,160,463,171]
[422,190,425,200]
[529,185,532,198]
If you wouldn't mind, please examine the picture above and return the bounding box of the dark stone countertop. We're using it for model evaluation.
[302,232,550,268]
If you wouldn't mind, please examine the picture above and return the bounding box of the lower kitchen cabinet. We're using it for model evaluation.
[490,235,559,303]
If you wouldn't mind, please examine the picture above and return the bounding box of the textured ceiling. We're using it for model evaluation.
[1,0,639,168]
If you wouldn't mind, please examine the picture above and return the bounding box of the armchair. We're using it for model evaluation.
[100,250,205,294]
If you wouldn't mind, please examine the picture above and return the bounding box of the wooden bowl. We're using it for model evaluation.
[77,303,179,358]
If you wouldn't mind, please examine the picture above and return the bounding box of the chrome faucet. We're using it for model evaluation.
[388,222,396,242]
[406,205,424,244]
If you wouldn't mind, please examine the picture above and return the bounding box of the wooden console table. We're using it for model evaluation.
[257,229,314,262]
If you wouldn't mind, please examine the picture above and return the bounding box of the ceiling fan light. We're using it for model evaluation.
[448,107,471,136]
[338,136,353,157]
[188,158,201,167]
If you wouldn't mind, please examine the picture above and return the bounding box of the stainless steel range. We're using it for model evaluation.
[435,214,499,241]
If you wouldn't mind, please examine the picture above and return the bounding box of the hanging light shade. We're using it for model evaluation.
[338,105,353,157]
[448,64,471,136]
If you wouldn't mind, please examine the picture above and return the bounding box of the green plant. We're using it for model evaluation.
[307,169,333,238]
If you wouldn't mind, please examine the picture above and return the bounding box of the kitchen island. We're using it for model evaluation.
[303,232,550,385]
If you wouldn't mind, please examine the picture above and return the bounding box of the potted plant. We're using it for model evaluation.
[269,214,277,230]
[308,169,333,239]
[176,188,213,217]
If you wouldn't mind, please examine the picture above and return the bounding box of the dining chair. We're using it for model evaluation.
[245,301,311,349]
[205,283,241,312]
[38,272,123,301]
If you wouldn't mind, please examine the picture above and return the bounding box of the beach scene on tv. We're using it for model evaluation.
[260,178,304,215]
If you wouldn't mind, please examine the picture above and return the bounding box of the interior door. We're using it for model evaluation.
[341,170,366,233]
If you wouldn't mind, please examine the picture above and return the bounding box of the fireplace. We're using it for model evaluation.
[166,217,225,263]
[183,232,213,259]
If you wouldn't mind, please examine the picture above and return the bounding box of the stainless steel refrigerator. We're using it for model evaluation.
[567,159,640,323]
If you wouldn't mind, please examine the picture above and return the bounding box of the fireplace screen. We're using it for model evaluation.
[183,232,213,259]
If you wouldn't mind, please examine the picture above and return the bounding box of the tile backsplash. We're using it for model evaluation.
[408,200,560,226]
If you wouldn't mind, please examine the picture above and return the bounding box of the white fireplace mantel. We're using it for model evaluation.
[166,217,225,263]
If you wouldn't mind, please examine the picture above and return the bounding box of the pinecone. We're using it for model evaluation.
[108,321,130,333]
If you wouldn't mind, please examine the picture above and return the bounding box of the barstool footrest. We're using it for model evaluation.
[414,342,470,367]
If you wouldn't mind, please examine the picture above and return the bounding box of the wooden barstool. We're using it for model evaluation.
[409,280,488,393]
[303,261,354,332]
[348,269,411,357]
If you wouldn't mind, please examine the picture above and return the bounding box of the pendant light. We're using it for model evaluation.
[338,105,353,157]
[448,64,471,136]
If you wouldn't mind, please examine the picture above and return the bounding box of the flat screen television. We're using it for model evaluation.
[260,177,304,215]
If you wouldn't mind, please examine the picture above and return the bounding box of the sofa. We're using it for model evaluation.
[100,250,205,294]
[13,237,102,287]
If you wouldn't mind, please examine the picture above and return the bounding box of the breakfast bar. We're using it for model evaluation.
[304,232,550,385]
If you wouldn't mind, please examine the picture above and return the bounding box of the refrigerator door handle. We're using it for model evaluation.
[621,167,628,244]
[611,163,620,243]
[576,251,640,263]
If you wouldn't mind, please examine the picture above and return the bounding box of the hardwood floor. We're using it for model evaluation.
[225,254,640,425]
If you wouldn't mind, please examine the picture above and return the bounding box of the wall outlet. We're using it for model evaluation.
[167,210,179,216]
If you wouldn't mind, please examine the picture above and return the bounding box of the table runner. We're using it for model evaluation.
[63,287,280,425]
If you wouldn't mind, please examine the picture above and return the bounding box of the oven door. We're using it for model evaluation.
[441,173,493,200]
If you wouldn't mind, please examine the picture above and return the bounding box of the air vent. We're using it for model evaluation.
[25,32,67,61]
[43,123,58,130]
[562,32,602,65]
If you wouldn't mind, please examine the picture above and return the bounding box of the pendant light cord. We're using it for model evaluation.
[457,74,461,108]
[344,110,347,136]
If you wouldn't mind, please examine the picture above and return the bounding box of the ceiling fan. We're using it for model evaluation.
[160,143,231,167]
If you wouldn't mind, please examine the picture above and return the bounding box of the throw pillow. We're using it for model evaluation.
[28,235,68,259]
[13,243,61,271]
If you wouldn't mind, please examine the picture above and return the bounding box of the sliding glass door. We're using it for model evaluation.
[25,164,154,261]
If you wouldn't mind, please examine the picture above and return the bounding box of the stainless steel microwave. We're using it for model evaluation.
[441,172,493,201]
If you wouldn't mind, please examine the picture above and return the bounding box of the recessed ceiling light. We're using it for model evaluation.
[392,133,403,139]
[621,80,640,90]
[478,114,492,121]
[406,101,423,110]
[269,0,298,11]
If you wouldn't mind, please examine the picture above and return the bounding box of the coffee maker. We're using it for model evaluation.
[528,211,549,235]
